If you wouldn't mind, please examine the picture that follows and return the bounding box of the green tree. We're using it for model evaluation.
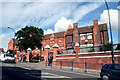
[100,43,112,51]
[15,26,44,52]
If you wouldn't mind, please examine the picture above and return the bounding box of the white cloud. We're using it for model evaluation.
[99,9,118,31]
[44,29,54,35]
[1,2,103,50]
[99,9,119,43]
[43,2,102,34]
[54,17,72,32]
[0,33,12,51]
[44,17,72,34]
[72,3,102,23]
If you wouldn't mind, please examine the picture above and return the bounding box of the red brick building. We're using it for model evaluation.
[8,38,19,51]
[41,20,109,54]
[7,20,109,62]
[0,48,4,53]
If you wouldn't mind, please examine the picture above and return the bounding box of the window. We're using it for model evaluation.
[62,44,64,48]
[80,34,86,40]
[110,64,120,70]
[87,33,92,39]
[50,40,54,43]
[43,40,46,43]
[59,38,62,42]
[104,64,110,69]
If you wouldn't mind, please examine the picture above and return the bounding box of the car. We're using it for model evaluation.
[100,64,120,80]
[0,53,15,63]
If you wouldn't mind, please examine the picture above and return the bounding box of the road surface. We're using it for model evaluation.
[1,62,101,80]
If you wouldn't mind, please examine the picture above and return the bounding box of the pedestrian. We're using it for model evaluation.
[40,57,42,61]
[50,56,53,66]
[48,56,51,66]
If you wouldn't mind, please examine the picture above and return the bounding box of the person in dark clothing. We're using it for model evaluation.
[48,56,51,66]
[49,56,53,66]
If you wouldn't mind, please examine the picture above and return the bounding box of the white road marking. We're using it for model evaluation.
[25,72,71,79]
[41,72,71,78]
[20,66,31,70]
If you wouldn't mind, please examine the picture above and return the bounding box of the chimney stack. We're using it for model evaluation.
[73,23,79,45]
[93,20,98,26]
[73,23,78,29]
[93,20,101,45]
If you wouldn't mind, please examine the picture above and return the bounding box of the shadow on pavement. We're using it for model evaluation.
[1,66,41,80]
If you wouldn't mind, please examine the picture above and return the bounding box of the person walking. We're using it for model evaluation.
[48,56,51,66]
[50,55,53,66]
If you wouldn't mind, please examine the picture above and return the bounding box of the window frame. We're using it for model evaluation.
[87,33,93,39]
[59,38,62,42]
[80,34,86,40]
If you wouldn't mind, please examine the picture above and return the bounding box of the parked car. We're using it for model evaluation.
[0,53,15,63]
[100,64,120,80]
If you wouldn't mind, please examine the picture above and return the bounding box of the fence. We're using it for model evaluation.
[45,60,103,72]
[61,48,75,54]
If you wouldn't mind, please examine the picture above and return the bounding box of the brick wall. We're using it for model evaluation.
[55,51,120,70]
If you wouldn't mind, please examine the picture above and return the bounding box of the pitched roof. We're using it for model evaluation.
[44,23,107,39]
[12,38,18,45]
[66,23,107,35]
[44,31,65,40]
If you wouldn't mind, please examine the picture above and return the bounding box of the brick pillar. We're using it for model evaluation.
[73,23,79,44]
[16,51,19,62]
[93,20,101,45]
[44,49,49,61]
[53,48,58,61]
[75,43,80,59]
[26,51,30,62]
[26,48,32,62]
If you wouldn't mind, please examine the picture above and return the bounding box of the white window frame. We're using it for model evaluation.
[80,34,86,40]
[53,40,54,43]
[87,33,93,39]
[80,44,86,47]
[59,38,62,42]
[87,44,93,47]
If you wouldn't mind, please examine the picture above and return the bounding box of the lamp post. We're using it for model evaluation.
[104,0,115,64]
[117,1,120,44]
[7,27,15,55]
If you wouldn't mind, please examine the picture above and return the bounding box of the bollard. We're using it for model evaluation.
[71,61,73,71]
[46,60,47,67]
[60,61,62,69]
[84,62,87,72]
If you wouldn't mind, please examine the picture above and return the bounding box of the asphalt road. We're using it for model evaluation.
[1,62,101,80]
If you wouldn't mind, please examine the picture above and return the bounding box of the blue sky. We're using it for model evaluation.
[0,0,119,51]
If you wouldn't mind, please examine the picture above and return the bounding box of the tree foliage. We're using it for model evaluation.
[15,26,44,52]
[100,43,112,51]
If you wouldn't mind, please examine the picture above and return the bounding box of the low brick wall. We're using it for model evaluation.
[54,50,120,70]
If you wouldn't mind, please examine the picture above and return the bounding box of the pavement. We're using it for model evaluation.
[15,62,100,76]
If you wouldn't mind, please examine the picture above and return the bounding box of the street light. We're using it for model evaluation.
[7,27,15,55]
[104,0,115,64]
[117,1,120,44]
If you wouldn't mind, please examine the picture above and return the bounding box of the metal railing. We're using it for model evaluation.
[45,61,104,72]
